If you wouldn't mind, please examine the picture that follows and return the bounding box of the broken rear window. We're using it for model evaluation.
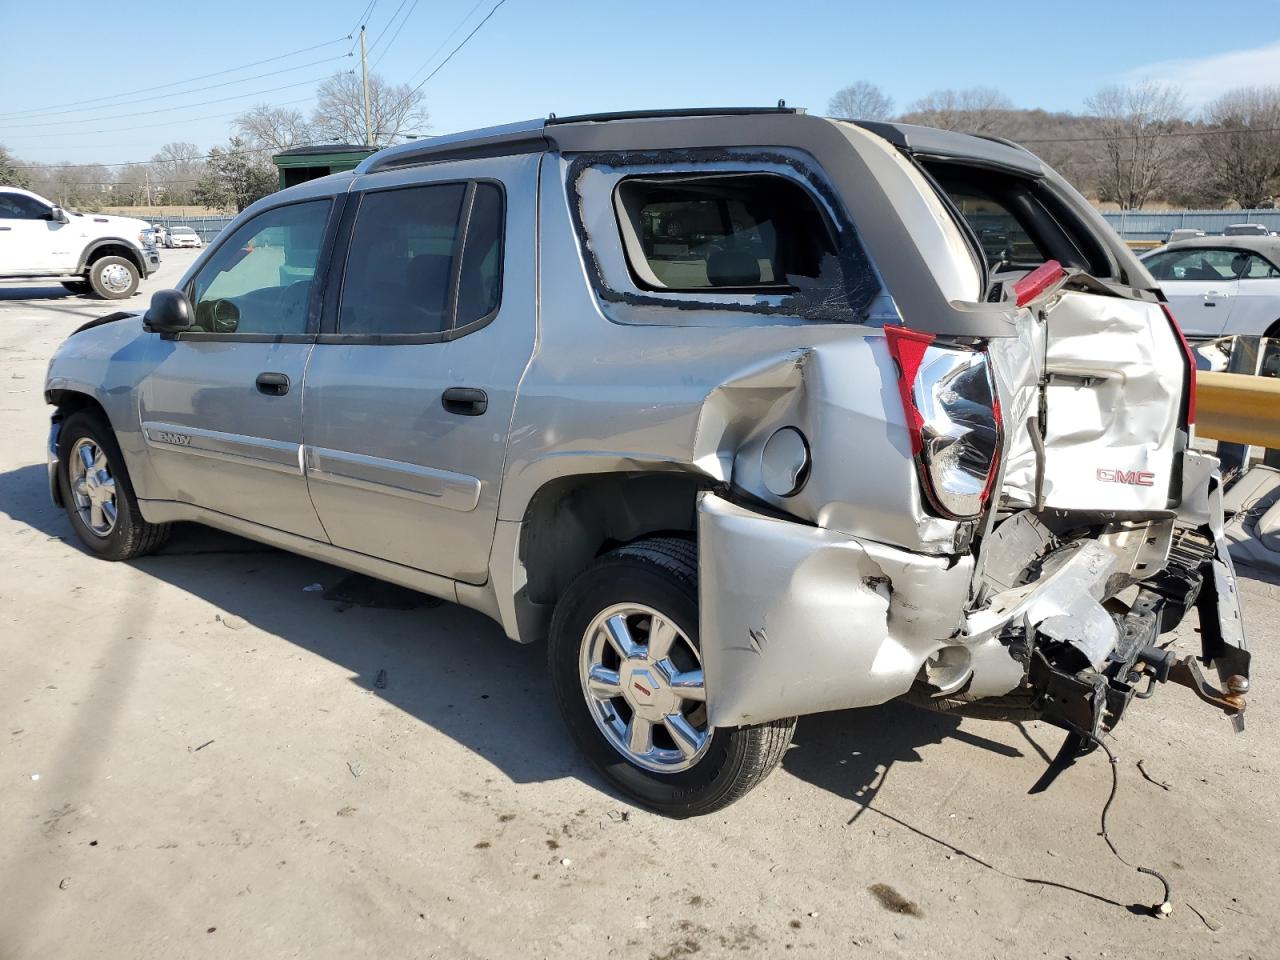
[924,162,1114,280]
[614,174,840,293]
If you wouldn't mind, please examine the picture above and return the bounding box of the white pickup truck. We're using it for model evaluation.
[0,187,159,298]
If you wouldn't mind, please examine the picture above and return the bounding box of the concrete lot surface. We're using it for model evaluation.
[1,255,1277,959]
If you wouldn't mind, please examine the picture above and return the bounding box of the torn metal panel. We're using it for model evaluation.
[966,541,1119,670]
[698,493,973,727]
[988,290,1185,515]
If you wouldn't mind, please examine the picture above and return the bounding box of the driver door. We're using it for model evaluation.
[137,197,338,539]
[0,191,66,272]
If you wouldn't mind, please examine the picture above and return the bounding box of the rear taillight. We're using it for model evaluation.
[886,327,1003,519]
[1161,304,1197,427]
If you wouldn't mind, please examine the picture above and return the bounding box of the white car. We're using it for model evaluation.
[1142,236,1280,338]
[164,225,202,249]
[0,187,159,298]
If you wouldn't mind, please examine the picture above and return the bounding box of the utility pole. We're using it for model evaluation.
[145,167,151,207]
[360,25,373,148]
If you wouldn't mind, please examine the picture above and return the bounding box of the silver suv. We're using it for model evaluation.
[43,108,1249,816]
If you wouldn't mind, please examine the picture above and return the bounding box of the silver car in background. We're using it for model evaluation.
[1143,235,1280,338]
[43,108,1249,816]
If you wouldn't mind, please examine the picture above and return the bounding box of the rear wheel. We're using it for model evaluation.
[58,409,169,559]
[549,537,796,817]
[88,255,139,299]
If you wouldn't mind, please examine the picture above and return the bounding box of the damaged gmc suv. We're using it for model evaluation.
[43,107,1249,816]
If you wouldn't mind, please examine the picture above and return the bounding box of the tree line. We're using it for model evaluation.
[828,80,1280,210]
[4,75,1277,213]
[0,69,428,213]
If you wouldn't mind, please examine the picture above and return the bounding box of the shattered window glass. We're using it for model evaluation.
[617,175,838,292]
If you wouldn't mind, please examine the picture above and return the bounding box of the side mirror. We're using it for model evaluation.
[144,289,193,334]
[49,205,69,224]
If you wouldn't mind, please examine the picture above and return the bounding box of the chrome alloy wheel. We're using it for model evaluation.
[69,437,118,537]
[579,603,711,773]
[99,262,133,294]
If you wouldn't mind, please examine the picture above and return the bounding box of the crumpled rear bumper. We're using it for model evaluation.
[698,453,1249,730]
[699,493,1015,728]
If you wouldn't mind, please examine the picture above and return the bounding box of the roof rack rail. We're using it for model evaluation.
[546,105,798,126]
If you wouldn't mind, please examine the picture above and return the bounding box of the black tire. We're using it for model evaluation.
[61,280,91,295]
[58,408,169,560]
[549,536,796,817]
[88,255,140,300]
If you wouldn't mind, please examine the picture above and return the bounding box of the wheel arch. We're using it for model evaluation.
[77,239,145,277]
[499,471,704,643]
[46,390,111,508]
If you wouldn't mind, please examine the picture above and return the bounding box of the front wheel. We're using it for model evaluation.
[88,255,140,299]
[549,537,795,817]
[58,409,170,559]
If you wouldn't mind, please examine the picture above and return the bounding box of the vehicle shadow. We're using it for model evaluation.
[0,284,83,301]
[784,700,1031,819]
[0,460,1055,809]
[0,462,600,795]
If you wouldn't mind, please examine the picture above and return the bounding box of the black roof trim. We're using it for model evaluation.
[852,120,1044,176]
[546,106,798,126]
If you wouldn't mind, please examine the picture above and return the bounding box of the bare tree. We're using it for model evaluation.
[1197,86,1280,209]
[902,87,1014,134]
[234,104,312,152]
[1085,83,1187,209]
[310,71,429,147]
[28,163,113,209]
[112,163,152,206]
[0,145,32,190]
[827,81,894,121]
[150,142,206,205]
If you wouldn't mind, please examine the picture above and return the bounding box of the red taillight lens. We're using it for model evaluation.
[886,327,1003,519]
[1161,303,1197,427]
[1012,259,1066,307]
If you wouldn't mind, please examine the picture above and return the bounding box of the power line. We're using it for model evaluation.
[348,0,380,52]
[1,73,342,130]
[404,0,486,80]
[373,0,421,69]
[12,136,346,171]
[368,0,411,54]
[0,55,349,124]
[5,93,327,141]
[0,36,351,121]
[1020,124,1280,144]
[384,0,509,120]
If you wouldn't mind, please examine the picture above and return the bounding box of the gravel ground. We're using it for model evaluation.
[1,254,1277,959]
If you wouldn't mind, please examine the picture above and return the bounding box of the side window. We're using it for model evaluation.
[455,183,504,325]
[190,200,330,335]
[614,174,837,291]
[1144,248,1245,282]
[0,193,49,219]
[1243,254,1280,279]
[337,181,504,336]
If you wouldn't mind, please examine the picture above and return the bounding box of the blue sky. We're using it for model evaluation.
[5,0,1280,165]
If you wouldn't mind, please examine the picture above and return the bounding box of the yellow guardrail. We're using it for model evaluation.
[1195,371,1280,447]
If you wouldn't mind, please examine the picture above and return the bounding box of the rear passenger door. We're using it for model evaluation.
[301,154,538,585]
[1143,247,1241,336]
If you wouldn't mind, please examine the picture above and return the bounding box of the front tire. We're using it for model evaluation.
[88,255,140,299]
[58,409,169,560]
[549,537,796,817]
